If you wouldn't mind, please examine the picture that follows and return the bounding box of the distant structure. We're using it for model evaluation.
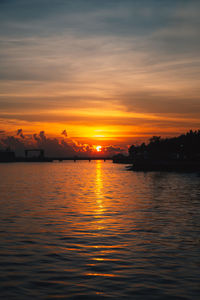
[23,149,53,162]
[25,149,44,159]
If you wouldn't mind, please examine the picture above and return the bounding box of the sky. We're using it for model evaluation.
[0,0,200,155]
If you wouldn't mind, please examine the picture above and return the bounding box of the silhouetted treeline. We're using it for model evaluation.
[129,130,200,161]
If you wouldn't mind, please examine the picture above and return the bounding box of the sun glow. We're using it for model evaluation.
[96,146,102,152]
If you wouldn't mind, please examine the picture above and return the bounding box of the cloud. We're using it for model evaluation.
[0,0,199,139]
[104,145,125,155]
[39,130,46,141]
[118,90,200,116]
[61,129,67,137]
[16,128,25,138]
[0,129,127,157]
[0,131,73,156]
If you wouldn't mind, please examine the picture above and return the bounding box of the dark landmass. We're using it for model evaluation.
[112,153,132,164]
[0,149,16,162]
[113,130,200,172]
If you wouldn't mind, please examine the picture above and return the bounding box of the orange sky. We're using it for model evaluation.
[0,0,200,149]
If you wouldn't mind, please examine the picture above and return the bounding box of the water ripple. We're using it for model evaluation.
[0,161,200,299]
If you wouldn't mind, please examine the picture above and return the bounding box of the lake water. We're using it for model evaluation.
[0,161,200,299]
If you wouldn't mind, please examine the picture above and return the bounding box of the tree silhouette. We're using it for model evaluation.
[128,130,200,162]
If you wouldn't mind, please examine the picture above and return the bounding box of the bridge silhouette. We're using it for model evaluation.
[50,156,112,162]
[14,149,113,162]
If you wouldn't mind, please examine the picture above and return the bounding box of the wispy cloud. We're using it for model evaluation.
[0,0,199,141]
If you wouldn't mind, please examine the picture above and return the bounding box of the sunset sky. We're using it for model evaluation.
[0,0,200,152]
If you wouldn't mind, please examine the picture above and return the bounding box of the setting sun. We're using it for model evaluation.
[96,146,102,152]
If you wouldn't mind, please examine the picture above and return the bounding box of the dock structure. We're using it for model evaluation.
[25,149,44,159]
[52,157,112,162]
[0,148,112,163]
[22,149,52,162]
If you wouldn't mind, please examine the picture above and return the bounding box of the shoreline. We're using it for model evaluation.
[128,160,200,172]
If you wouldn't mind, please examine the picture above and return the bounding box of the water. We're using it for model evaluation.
[0,161,200,299]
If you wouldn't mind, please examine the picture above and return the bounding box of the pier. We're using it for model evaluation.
[0,149,112,163]
[51,157,112,162]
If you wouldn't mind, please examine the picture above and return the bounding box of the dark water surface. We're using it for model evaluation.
[0,161,200,299]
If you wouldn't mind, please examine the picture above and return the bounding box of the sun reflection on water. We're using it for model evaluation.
[95,160,104,217]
